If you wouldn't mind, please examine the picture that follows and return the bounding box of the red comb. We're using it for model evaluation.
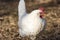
[39,7,44,11]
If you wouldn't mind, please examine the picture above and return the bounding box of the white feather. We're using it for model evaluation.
[18,0,27,20]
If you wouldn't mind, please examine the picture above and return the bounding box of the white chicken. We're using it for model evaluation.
[18,0,46,40]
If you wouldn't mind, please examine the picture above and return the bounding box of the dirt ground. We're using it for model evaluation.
[0,0,60,40]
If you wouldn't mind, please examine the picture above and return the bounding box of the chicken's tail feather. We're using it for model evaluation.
[18,0,27,20]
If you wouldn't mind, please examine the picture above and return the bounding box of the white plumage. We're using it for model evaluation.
[18,0,45,40]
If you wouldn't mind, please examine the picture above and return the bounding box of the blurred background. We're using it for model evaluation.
[0,0,60,40]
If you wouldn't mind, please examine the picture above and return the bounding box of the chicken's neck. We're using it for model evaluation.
[28,13,41,19]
